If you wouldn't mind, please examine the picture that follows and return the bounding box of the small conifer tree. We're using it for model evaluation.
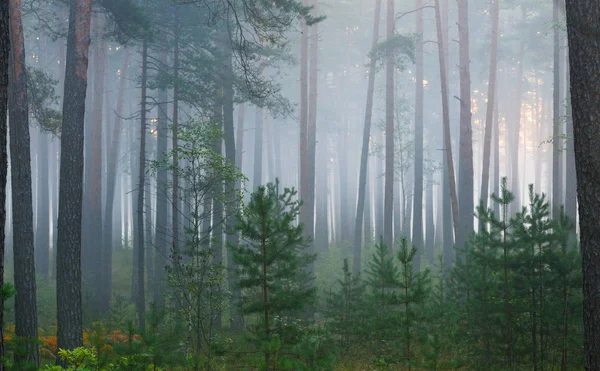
[231,180,316,370]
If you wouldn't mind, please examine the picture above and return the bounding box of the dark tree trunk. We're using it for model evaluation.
[8,0,38,365]
[0,3,9,367]
[383,0,395,250]
[375,145,384,241]
[456,0,473,261]
[235,104,245,169]
[56,0,92,358]
[480,0,500,223]
[552,0,562,218]
[564,60,577,247]
[172,17,181,268]
[306,0,318,259]
[154,50,168,310]
[102,49,130,311]
[412,0,424,272]
[564,2,600,368]
[299,0,308,232]
[136,37,148,331]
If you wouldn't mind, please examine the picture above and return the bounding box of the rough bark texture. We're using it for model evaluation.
[564,61,577,247]
[0,2,9,369]
[383,0,395,251]
[56,0,92,357]
[480,0,499,221]
[412,0,424,272]
[103,49,130,311]
[456,0,473,261]
[8,0,39,365]
[36,131,50,280]
[564,2,600,368]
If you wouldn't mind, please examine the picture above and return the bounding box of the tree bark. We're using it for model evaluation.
[56,0,91,358]
[412,0,424,272]
[36,130,50,280]
[135,36,148,331]
[434,0,459,252]
[480,0,500,223]
[383,0,395,250]
[172,16,181,268]
[154,49,168,310]
[299,0,308,233]
[456,0,473,262]
[306,0,318,259]
[8,0,38,365]
[564,58,577,247]
[253,108,263,190]
[0,3,9,368]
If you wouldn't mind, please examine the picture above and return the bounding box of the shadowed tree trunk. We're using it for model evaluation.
[172,15,181,269]
[412,0,424,272]
[456,0,473,262]
[564,1,600,367]
[0,3,9,367]
[383,0,395,250]
[135,35,148,331]
[8,0,38,365]
[564,59,576,247]
[56,0,92,358]
[253,108,263,190]
[103,49,130,312]
[154,49,168,310]
[306,0,318,272]
[480,0,500,227]
[299,0,308,233]
[36,131,50,280]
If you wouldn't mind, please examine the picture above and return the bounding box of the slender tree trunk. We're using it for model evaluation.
[172,17,181,267]
[235,104,245,169]
[253,108,263,190]
[412,0,424,271]
[8,0,38,365]
[480,0,500,222]
[306,0,318,266]
[316,143,329,251]
[136,36,148,331]
[375,144,384,241]
[434,0,459,253]
[36,131,50,280]
[102,49,130,311]
[564,59,577,246]
[0,3,9,367]
[299,0,308,232]
[56,0,91,358]
[153,50,168,309]
[383,0,395,250]
[552,0,561,218]
[457,0,473,261]
[352,0,381,271]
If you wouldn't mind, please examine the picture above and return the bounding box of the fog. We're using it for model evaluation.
[0,0,590,369]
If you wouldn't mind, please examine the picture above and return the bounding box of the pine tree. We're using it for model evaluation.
[231,180,316,370]
[325,258,365,350]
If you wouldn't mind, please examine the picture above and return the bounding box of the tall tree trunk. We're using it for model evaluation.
[299,0,308,232]
[412,0,424,272]
[0,3,9,367]
[434,0,459,256]
[306,0,318,260]
[56,0,92,357]
[425,175,434,264]
[235,104,245,169]
[154,49,168,310]
[564,59,577,247]
[36,131,50,279]
[86,18,106,316]
[135,36,148,331]
[103,49,130,311]
[457,0,474,261]
[8,0,38,365]
[493,89,501,217]
[222,48,242,330]
[383,0,395,250]
[552,0,561,218]
[375,144,384,241]
[316,142,329,251]
[564,2,600,368]
[172,17,181,268]
[253,108,263,190]
[480,0,500,222]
